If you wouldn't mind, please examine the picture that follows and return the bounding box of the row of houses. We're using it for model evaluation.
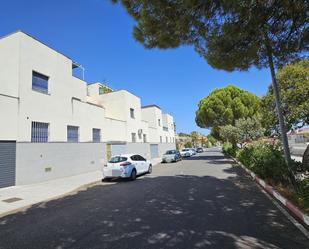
[0,31,176,188]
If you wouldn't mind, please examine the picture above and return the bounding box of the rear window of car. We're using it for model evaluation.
[108,156,127,163]
[165,150,176,154]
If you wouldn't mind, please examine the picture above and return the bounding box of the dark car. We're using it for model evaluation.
[162,150,182,163]
[196,147,203,153]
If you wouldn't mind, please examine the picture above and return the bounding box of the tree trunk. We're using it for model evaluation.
[265,45,297,188]
[303,144,309,170]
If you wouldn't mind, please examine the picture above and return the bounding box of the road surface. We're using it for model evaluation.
[0,148,308,249]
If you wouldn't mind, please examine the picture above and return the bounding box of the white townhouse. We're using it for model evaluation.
[0,31,176,188]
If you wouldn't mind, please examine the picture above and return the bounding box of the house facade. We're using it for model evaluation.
[0,31,176,188]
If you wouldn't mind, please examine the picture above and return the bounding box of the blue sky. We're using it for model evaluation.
[1,0,271,134]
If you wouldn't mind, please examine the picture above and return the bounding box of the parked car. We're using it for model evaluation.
[196,147,203,153]
[180,148,194,157]
[162,150,182,163]
[190,148,197,155]
[103,154,152,181]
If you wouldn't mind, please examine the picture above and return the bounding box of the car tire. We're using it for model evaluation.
[148,164,152,174]
[130,169,137,181]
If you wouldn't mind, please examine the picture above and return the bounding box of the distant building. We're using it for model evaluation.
[288,128,309,157]
[288,128,309,143]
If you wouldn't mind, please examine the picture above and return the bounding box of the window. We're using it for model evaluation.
[143,134,147,143]
[109,156,127,163]
[92,128,101,142]
[131,133,136,143]
[136,155,146,161]
[160,136,162,143]
[158,119,161,126]
[67,126,79,142]
[130,108,135,119]
[32,71,49,94]
[31,122,49,142]
[166,137,168,143]
[99,86,104,95]
[131,155,146,161]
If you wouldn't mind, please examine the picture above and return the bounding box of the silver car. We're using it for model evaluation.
[162,150,182,163]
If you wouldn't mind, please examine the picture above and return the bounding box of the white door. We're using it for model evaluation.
[137,155,148,172]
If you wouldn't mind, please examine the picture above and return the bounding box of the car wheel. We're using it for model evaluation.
[148,164,152,174]
[130,169,137,181]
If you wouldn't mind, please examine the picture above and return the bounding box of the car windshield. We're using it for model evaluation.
[165,150,176,155]
[182,149,189,151]
[108,156,127,163]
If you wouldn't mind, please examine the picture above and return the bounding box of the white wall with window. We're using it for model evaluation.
[142,105,168,143]
[0,30,176,187]
[0,31,105,143]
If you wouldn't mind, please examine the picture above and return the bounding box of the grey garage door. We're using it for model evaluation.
[111,144,126,156]
[0,141,16,188]
[150,144,159,159]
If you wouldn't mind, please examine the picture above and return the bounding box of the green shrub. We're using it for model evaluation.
[296,178,309,213]
[236,142,289,184]
[222,143,238,157]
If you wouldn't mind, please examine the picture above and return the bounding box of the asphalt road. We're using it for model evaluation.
[0,148,308,249]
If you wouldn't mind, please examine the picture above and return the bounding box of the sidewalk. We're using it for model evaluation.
[0,158,162,218]
[0,170,103,218]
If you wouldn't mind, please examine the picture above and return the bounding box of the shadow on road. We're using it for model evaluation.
[183,155,235,165]
[0,165,308,249]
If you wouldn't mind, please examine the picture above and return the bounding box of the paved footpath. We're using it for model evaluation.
[0,148,308,249]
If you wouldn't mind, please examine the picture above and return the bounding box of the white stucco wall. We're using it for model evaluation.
[142,106,168,143]
[0,31,177,186]
[162,113,175,143]
[0,33,20,98]
[103,117,127,142]
[16,142,105,185]
[0,31,106,142]
[0,95,18,140]
[90,90,150,143]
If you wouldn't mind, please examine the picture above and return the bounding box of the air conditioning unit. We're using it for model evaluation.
[138,129,143,135]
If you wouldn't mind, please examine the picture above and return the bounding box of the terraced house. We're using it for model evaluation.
[0,31,176,188]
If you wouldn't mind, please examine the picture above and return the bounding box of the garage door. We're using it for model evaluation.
[0,141,16,188]
[111,144,126,156]
[150,144,159,159]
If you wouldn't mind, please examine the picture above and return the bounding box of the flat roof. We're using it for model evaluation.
[142,104,161,110]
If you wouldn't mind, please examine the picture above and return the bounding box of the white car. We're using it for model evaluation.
[180,148,194,157]
[103,154,152,181]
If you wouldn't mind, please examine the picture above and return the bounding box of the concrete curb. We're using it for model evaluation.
[231,157,309,227]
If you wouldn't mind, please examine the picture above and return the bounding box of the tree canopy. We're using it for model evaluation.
[195,85,261,129]
[219,116,264,147]
[112,0,308,70]
[262,59,309,133]
[190,131,199,146]
[112,0,308,184]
